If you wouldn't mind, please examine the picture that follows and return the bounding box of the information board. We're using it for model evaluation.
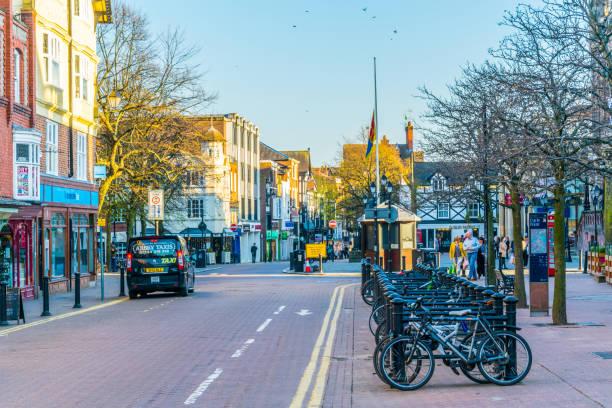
[306,243,326,259]
[529,213,548,283]
[4,287,25,323]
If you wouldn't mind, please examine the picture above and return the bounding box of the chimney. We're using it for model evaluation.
[405,121,414,151]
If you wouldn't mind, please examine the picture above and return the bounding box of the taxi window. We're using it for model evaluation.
[130,239,177,258]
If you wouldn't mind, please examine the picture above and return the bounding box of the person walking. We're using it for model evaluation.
[463,230,480,280]
[499,236,508,270]
[449,236,467,276]
[477,236,486,279]
[250,243,258,263]
[494,236,500,264]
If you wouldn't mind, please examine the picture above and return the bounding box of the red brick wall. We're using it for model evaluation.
[0,2,37,199]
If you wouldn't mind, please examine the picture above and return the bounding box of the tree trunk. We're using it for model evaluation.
[126,208,136,243]
[552,168,567,325]
[604,176,612,244]
[105,206,112,274]
[510,185,526,308]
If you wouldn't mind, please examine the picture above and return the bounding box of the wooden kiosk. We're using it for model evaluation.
[360,204,421,272]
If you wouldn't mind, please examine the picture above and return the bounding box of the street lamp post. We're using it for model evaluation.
[385,180,393,272]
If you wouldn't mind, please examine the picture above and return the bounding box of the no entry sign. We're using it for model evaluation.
[328,220,337,228]
[230,223,237,232]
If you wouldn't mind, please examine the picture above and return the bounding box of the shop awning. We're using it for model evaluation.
[179,227,212,237]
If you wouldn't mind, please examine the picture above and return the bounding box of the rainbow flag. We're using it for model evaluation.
[366,111,376,158]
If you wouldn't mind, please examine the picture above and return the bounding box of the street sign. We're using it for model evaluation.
[148,189,164,221]
[306,243,326,259]
[328,220,337,228]
[97,218,106,227]
[230,223,237,232]
[93,165,107,179]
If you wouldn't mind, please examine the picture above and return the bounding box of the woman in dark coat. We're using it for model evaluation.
[477,237,486,279]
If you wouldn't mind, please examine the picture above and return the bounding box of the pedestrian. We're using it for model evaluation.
[494,236,500,262]
[463,230,480,280]
[111,243,117,272]
[477,236,486,279]
[449,236,467,276]
[499,236,508,270]
[250,243,257,263]
[522,235,529,267]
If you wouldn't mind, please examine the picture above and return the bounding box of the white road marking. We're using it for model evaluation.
[256,318,273,332]
[184,368,223,405]
[231,338,255,358]
[295,309,312,316]
[273,305,286,315]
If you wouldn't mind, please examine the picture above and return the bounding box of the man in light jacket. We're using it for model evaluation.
[463,230,480,280]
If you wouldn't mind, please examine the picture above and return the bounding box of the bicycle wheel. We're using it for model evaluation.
[380,337,435,391]
[477,331,532,385]
[458,336,490,384]
[374,319,387,346]
[373,335,391,382]
[361,279,375,305]
[369,305,385,335]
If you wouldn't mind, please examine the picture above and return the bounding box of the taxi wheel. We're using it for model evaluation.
[180,278,189,297]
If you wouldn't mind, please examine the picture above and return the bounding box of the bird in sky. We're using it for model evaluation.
[362,7,367,12]
[305,10,309,12]
[372,16,376,19]
[393,29,398,34]
[292,25,297,28]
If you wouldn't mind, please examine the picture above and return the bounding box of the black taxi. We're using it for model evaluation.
[126,235,195,299]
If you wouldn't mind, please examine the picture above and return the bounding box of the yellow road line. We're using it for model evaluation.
[308,284,350,407]
[289,285,341,408]
[0,297,129,336]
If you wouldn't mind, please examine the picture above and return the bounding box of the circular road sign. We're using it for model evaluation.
[230,223,237,232]
[151,195,161,205]
[329,220,337,228]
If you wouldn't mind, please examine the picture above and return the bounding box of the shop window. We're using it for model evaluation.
[51,213,66,279]
[14,137,41,201]
[71,214,90,275]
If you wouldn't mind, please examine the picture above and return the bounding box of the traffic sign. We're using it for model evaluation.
[148,189,164,221]
[328,220,337,228]
[230,223,237,232]
[306,243,326,259]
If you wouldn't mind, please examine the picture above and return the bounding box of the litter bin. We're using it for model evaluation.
[294,250,305,272]
[196,249,207,268]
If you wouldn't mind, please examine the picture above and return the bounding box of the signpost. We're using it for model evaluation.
[547,212,555,277]
[148,189,164,235]
[529,213,549,316]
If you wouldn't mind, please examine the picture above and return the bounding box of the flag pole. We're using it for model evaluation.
[374,57,380,205]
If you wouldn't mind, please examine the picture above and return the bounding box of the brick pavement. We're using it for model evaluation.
[325,272,612,408]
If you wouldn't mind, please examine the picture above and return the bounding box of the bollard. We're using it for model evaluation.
[504,296,519,378]
[119,267,126,297]
[41,276,52,316]
[391,297,406,379]
[73,272,82,309]
[0,283,8,326]
[493,292,505,316]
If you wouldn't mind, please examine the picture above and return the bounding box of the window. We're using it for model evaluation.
[437,203,450,219]
[74,0,80,16]
[241,163,245,181]
[187,199,204,218]
[14,138,40,200]
[247,133,251,151]
[14,49,20,103]
[46,120,58,175]
[188,171,205,186]
[51,213,66,279]
[76,132,87,180]
[71,214,91,275]
[432,175,446,191]
[74,54,89,100]
[467,202,480,218]
[247,165,251,182]
[42,33,61,87]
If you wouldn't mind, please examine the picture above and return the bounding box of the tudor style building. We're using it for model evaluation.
[411,161,498,251]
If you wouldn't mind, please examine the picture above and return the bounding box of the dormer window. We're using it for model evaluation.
[432,174,446,191]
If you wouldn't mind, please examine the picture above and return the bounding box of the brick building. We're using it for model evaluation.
[0,0,112,299]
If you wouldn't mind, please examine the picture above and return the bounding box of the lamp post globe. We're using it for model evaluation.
[370,181,376,195]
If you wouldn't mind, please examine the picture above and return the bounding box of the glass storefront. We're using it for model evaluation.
[51,213,66,279]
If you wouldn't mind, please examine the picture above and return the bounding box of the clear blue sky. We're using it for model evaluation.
[127,0,536,166]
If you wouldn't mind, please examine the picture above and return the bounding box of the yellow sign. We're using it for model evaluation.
[97,218,106,227]
[306,243,327,259]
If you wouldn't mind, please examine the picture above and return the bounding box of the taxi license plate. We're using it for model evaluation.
[150,276,160,283]
[145,267,164,273]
